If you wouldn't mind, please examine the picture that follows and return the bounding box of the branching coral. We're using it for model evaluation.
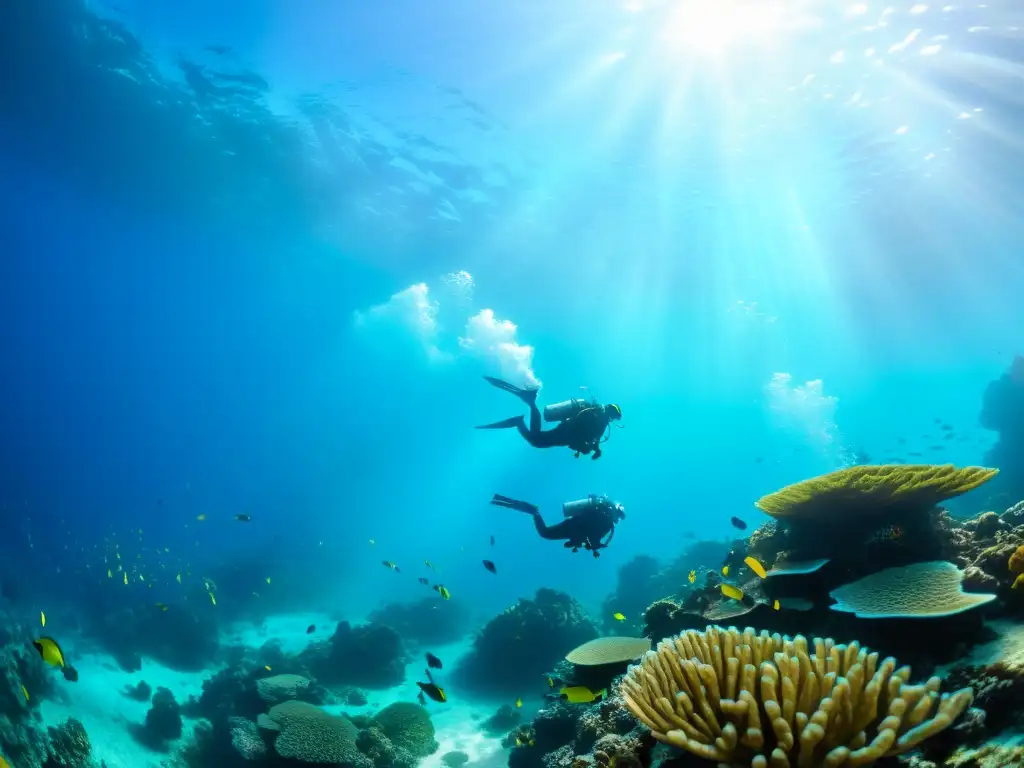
[620,625,974,768]
[755,465,998,521]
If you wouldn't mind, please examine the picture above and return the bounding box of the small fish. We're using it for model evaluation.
[482,560,497,574]
[730,517,747,531]
[196,514,206,522]
[265,577,271,584]
[264,665,272,671]
[21,684,29,701]
[547,677,556,688]
[40,611,45,628]
[235,514,251,522]
[176,573,182,584]
[107,569,112,579]
[434,585,451,600]
[688,570,696,584]
[721,565,730,577]
[721,584,744,601]
[418,577,429,585]
[123,572,128,585]
[426,652,443,670]
[490,535,495,546]
[209,592,217,606]
[416,669,447,703]
[612,612,626,622]
[306,624,316,634]
[774,597,815,611]
[773,600,781,610]
[382,561,400,572]
[418,690,427,706]
[515,697,522,708]
[425,560,437,571]
[33,636,68,670]
[743,557,767,579]
[560,686,606,704]
[368,539,375,545]
[155,603,169,611]
[139,574,145,582]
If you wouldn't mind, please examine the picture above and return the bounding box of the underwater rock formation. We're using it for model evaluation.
[453,588,599,698]
[303,621,408,689]
[980,355,1024,506]
[143,686,183,744]
[369,596,472,648]
[0,617,58,768]
[92,601,220,672]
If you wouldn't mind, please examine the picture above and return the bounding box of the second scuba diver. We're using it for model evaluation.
[475,376,621,459]
[491,493,625,557]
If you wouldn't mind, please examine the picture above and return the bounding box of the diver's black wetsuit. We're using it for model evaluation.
[491,494,618,557]
[475,377,612,458]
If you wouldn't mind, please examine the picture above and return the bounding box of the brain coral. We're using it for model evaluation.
[373,701,438,758]
[620,625,973,768]
[267,700,371,766]
[755,464,998,520]
[829,561,996,618]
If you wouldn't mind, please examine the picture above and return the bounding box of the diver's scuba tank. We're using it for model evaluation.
[562,495,613,518]
[543,398,590,422]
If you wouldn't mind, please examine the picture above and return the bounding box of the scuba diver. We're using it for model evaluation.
[475,377,622,459]
[491,493,625,557]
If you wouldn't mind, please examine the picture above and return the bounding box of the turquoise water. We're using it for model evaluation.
[0,1,1022,767]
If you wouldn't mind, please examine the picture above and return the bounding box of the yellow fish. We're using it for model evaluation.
[425,560,437,571]
[265,577,271,584]
[21,685,29,701]
[721,565,730,577]
[155,603,169,612]
[434,585,451,600]
[560,686,606,704]
[547,677,555,688]
[139,574,145,582]
[176,574,182,584]
[688,570,696,584]
[107,569,112,579]
[515,697,522,708]
[612,612,626,621]
[123,572,128,585]
[773,600,781,610]
[209,592,217,606]
[196,514,206,521]
[721,584,744,601]
[744,556,767,579]
[40,611,45,628]
[264,665,272,671]
[32,637,67,669]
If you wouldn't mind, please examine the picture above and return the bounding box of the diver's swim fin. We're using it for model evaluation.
[491,494,538,514]
[482,376,538,405]
[474,416,524,430]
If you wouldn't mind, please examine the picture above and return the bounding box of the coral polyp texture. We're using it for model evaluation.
[829,561,997,619]
[754,464,999,520]
[619,625,973,768]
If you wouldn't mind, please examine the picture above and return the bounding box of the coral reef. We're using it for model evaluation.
[622,626,973,766]
[136,686,183,748]
[123,680,152,702]
[453,589,599,697]
[368,596,472,648]
[266,699,371,766]
[0,616,58,768]
[302,621,408,689]
[255,673,317,706]
[483,704,521,736]
[506,690,650,768]
[43,718,91,768]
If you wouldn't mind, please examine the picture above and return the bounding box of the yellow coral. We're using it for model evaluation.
[1009,544,1024,574]
[754,464,998,520]
[620,626,973,768]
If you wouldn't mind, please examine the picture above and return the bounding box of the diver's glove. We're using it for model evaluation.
[592,448,602,460]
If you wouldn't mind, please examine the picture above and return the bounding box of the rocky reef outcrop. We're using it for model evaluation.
[452,589,598,699]
[368,596,472,649]
[980,355,1024,507]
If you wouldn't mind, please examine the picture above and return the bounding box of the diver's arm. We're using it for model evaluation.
[602,526,615,547]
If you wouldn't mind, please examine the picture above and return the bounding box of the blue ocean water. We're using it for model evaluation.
[1,1,1023,766]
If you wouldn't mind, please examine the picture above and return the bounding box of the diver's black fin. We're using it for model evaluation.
[474,416,523,430]
[491,494,536,514]
[482,376,538,405]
